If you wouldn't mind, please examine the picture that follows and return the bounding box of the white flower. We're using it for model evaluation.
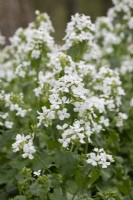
[37,106,55,127]
[34,87,42,97]
[92,122,102,133]
[12,134,29,152]
[16,108,27,117]
[87,152,99,166]
[35,10,40,15]
[116,112,128,127]
[37,112,44,127]
[100,116,109,127]
[31,50,41,59]
[119,112,128,120]
[56,123,68,130]
[0,112,8,119]
[33,170,41,176]
[10,104,19,111]
[58,137,71,148]
[22,140,36,159]
[57,108,70,120]
[5,121,13,129]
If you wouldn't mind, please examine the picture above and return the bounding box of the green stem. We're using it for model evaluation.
[61,183,67,197]
[70,143,74,152]
[72,170,91,200]
[74,143,80,153]
[72,183,82,200]
[35,155,52,175]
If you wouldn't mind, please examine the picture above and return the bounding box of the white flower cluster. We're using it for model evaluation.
[0,11,126,167]
[95,17,122,55]
[0,12,56,82]
[87,148,114,168]
[95,0,133,75]
[0,51,15,82]
[15,61,31,78]
[0,90,14,129]
[37,52,124,150]
[12,134,36,159]
[57,121,92,148]
[0,87,31,132]
[112,0,133,9]
[63,13,95,50]
[0,92,28,118]
[95,0,133,128]
[9,12,55,54]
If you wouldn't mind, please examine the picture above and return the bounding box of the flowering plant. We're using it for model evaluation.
[0,0,133,199]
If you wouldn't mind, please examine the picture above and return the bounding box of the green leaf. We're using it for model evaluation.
[117,177,131,196]
[10,195,26,200]
[54,150,79,178]
[49,188,67,200]
[30,182,42,196]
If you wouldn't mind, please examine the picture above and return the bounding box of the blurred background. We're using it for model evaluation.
[0,0,113,43]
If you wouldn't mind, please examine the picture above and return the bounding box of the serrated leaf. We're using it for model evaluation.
[54,150,78,177]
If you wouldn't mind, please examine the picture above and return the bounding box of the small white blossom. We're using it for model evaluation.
[16,108,27,117]
[0,112,8,119]
[22,140,36,159]
[100,116,109,127]
[34,87,42,97]
[116,112,128,127]
[56,123,68,130]
[57,108,70,120]
[58,137,71,148]
[5,121,13,129]
[33,170,41,176]
[10,104,19,111]
[31,50,41,59]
